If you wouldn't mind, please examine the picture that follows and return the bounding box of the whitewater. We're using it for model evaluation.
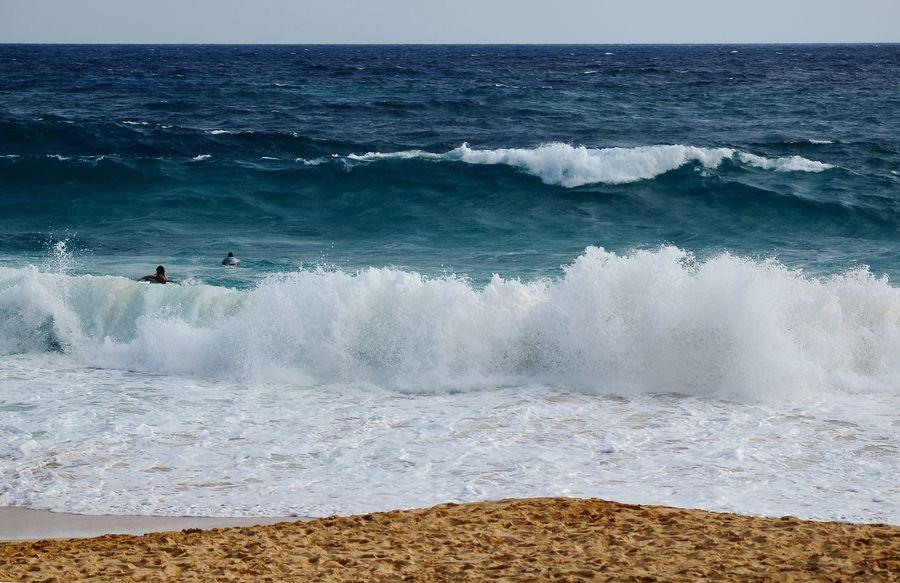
[1,247,898,522]
[1,246,897,395]
[342,143,834,187]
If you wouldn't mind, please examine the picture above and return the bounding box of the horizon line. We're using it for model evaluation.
[1,41,898,46]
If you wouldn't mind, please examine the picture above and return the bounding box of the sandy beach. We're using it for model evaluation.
[1,497,897,581]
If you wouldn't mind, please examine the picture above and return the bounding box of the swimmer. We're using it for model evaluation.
[139,265,175,284]
[221,251,239,266]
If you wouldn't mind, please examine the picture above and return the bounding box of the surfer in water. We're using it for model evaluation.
[139,265,175,284]
[222,251,239,266]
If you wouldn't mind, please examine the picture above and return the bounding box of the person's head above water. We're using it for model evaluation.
[140,265,173,283]
[222,252,239,266]
[227,252,234,258]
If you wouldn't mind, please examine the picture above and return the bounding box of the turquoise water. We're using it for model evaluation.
[1,45,898,284]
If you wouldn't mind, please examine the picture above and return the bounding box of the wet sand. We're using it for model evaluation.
[1,497,897,581]
[0,507,306,541]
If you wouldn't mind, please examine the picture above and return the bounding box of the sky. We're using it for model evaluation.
[0,0,898,44]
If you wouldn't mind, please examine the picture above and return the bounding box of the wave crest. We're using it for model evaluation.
[342,143,834,187]
[737,152,834,173]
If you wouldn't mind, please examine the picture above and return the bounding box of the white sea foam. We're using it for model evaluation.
[0,247,896,399]
[0,357,895,522]
[446,143,736,187]
[737,152,834,172]
[0,249,897,522]
[190,154,212,161]
[346,149,443,162]
[295,157,327,166]
[339,143,835,187]
[808,139,834,144]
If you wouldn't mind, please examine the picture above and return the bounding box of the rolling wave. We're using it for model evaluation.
[342,143,834,187]
[0,141,837,188]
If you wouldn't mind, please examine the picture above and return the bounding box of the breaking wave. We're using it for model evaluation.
[340,143,835,187]
[0,141,840,187]
[1,247,896,400]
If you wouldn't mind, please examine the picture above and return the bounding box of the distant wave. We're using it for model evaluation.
[1,247,896,399]
[340,143,835,187]
[0,141,841,186]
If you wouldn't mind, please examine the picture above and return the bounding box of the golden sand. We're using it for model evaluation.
[1,498,897,581]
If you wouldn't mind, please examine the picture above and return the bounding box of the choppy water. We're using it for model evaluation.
[1,45,898,522]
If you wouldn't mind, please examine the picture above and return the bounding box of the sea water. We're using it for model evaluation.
[0,45,898,522]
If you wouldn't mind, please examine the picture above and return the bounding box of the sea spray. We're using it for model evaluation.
[1,247,896,399]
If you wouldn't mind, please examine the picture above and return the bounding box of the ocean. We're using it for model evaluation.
[0,44,898,522]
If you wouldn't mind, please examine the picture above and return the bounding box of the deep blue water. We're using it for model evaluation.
[1,44,898,285]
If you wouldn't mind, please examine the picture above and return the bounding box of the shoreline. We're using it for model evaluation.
[0,507,306,541]
[2,497,897,581]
